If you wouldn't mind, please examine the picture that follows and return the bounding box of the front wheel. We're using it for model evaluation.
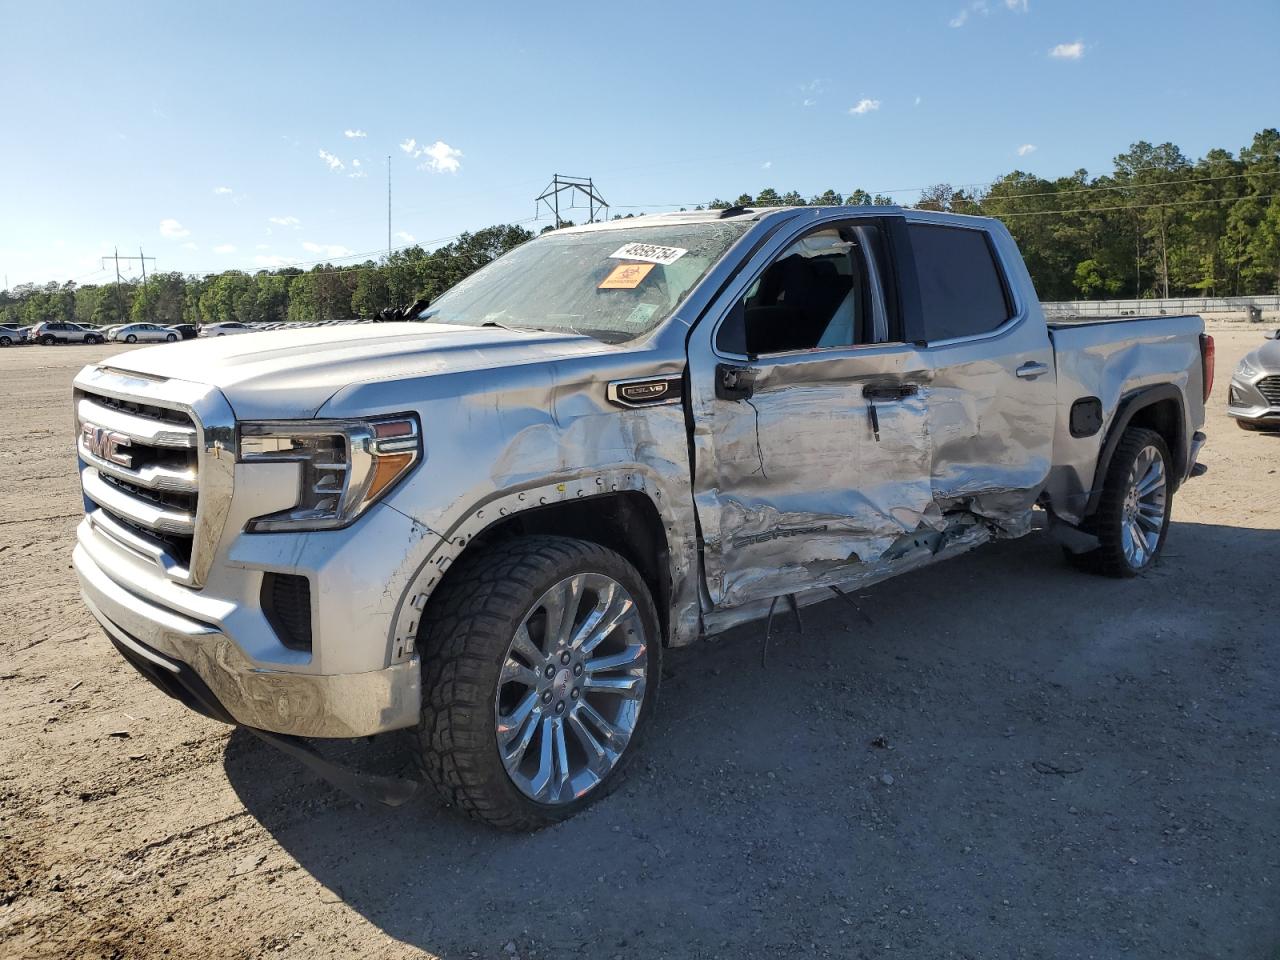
[1068,426,1172,577]
[414,535,660,830]
[125,334,137,343]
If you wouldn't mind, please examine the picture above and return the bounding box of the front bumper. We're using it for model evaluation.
[74,541,421,737]
[1226,375,1280,424]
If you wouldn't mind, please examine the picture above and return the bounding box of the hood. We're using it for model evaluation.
[1250,335,1280,371]
[101,322,609,419]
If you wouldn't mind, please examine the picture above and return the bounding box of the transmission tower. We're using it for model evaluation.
[535,174,609,228]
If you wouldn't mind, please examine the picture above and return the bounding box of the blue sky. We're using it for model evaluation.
[2,0,1277,288]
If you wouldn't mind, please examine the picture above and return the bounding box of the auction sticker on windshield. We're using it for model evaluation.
[609,242,688,266]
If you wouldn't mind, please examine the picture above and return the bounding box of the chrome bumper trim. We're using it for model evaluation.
[75,544,421,738]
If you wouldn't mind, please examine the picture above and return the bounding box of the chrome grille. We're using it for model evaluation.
[1258,376,1280,405]
[77,388,200,572]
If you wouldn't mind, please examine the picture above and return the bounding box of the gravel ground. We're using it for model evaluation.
[1,329,1277,960]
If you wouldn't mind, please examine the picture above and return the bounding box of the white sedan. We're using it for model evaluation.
[110,323,180,343]
[200,322,254,336]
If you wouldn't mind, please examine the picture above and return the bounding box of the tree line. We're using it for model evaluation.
[3,129,1277,329]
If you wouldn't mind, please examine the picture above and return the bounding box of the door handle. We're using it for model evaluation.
[862,383,918,402]
[1016,361,1049,380]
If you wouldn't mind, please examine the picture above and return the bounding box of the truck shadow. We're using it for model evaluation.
[224,519,1280,959]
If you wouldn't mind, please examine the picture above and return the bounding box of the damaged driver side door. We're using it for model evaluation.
[686,216,937,609]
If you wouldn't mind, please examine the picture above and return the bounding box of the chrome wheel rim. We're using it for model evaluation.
[494,572,648,805]
[1121,444,1166,568]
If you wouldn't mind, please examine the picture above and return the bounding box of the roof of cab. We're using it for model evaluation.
[552,204,1002,235]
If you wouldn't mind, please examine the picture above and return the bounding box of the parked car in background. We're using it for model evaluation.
[31,321,104,345]
[0,324,28,346]
[110,323,179,344]
[200,322,252,337]
[1227,327,1280,430]
[71,207,1212,829]
[169,323,198,340]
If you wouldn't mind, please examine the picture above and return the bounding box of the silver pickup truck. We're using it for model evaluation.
[71,207,1212,828]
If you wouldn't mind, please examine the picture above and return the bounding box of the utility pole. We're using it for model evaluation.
[535,174,609,229]
[387,155,392,261]
[101,249,156,323]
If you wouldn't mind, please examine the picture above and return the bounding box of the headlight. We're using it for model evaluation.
[1236,356,1259,379]
[238,415,421,531]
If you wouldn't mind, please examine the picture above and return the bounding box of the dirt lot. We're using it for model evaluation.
[1,329,1277,960]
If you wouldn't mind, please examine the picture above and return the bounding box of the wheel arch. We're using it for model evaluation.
[1084,384,1186,517]
[388,470,702,667]
[461,491,673,642]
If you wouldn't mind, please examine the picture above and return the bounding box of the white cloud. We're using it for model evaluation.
[302,241,354,258]
[1017,143,1037,156]
[394,230,415,244]
[348,171,368,179]
[914,95,923,106]
[213,186,233,195]
[420,140,463,174]
[268,215,301,228]
[213,243,237,254]
[352,158,361,167]
[399,137,463,173]
[762,160,773,170]
[159,218,190,239]
[255,243,270,250]
[802,98,816,107]
[344,129,367,139]
[254,254,293,268]
[181,242,198,250]
[949,8,969,26]
[1005,0,1027,9]
[318,148,344,171]
[849,98,881,116]
[1050,40,1085,59]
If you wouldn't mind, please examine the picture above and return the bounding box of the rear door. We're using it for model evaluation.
[903,217,1056,524]
[686,215,937,608]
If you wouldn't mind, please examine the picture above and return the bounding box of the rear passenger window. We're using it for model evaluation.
[909,224,1011,341]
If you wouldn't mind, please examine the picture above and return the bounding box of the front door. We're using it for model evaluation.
[686,217,938,608]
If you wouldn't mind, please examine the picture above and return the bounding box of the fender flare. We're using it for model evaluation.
[1084,383,1187,516]
[386,467,701,666]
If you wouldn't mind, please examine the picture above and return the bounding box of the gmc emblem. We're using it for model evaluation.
[81,422,133,468]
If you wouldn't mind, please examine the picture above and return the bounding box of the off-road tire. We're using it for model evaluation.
[1067,426,1172,578]
[413,535,661,830]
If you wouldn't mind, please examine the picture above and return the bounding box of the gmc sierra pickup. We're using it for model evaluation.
[71,206,1212,829]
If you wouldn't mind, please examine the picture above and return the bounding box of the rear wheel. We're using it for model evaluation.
[414,535,660,830]
[165,333,176,342]
[0,336,11,347]
[40,335,54,345]
[1068,426,1172,578]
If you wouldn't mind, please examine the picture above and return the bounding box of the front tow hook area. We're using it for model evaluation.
[247,729,420,808]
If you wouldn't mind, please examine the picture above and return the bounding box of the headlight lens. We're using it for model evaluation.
[1236,356,1259,379]
[239,415,420,531]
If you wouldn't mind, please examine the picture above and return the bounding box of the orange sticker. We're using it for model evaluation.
[598,261,655,289]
